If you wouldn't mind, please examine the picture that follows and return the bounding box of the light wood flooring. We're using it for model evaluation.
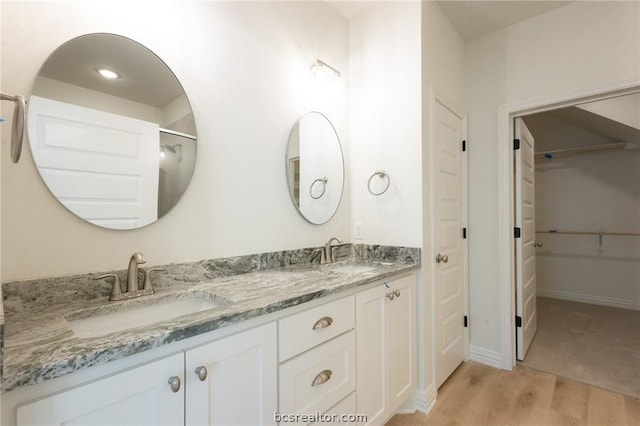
[386,362,640,426]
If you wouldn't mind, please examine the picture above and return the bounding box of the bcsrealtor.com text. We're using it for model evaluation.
[274,411,368,423]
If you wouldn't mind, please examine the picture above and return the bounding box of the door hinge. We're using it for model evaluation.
[514,138,520,150]
[515,316,522,327]
[514,227,521,238]
[463,228,467,239]
[464,315,468,328]
[462,140,467,152]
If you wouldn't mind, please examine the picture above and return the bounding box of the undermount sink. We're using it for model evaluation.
[66,295,227,338]
[324,263,379,274]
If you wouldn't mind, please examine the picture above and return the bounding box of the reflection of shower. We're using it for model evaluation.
[160,143,183,162]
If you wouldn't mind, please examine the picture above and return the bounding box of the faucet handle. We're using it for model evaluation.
[95,274,122,301]
[142,268,165,292]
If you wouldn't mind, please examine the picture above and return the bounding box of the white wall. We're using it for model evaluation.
[348,1,422,248]
[466,1,640,359]
[535,148,640,310]
[0,1,350,281]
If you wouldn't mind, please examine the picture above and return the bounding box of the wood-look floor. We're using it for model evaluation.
[386,362,640,426]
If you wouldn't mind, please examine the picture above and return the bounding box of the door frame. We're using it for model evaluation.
[496,78,640,369]
[429,88,469,380]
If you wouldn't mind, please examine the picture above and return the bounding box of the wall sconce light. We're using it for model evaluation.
[310,59,341,78]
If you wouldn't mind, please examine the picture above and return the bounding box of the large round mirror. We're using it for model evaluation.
[27,33,197,230]
[285,112,344,224]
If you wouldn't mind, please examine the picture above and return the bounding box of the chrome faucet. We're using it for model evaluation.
[95,252,163,301]
[323,237,343,264]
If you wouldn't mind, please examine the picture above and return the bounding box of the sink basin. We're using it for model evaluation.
[324,264,378,274]
[66,295,226,338]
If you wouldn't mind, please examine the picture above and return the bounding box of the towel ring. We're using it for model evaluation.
[368,170,390,196]
[310,177,328,199]
[1,92,27,164]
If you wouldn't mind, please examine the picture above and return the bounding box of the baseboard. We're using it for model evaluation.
[537,288,640,311]
[469,345,503,369]
[415,384,437,415]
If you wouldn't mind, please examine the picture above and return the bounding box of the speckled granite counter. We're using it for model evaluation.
[1,244,419,392]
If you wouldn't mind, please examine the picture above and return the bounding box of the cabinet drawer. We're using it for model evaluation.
[279,331,356,420]
[310,392,357,426]
[279,295,354,361]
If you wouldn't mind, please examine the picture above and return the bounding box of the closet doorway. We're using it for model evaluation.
[514,93,640,398]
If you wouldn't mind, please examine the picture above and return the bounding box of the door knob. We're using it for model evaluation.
[436,253,449,264]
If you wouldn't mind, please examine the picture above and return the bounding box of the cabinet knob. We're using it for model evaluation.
[311,369,333,387]
[386,292,395,301]
[194,366,208,381]
[168,376,181,392]
[534,242,543,248]
[435,253,449,264]
[312,316,334,330]
[394,289,401,298]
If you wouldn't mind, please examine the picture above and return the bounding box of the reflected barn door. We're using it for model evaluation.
[28,96,159,229]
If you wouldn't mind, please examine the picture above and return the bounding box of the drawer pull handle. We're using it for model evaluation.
[195,366,208,381]
[312,316,334,330]
[311,369,333,387]
[168,376,181,393]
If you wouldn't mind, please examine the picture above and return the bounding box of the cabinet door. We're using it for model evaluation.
[387,275,416,412]
[355,285,388,426]
[185,322,277,426]
[17,353,184,426]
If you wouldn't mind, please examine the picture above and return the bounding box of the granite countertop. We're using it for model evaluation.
[2,246,419,393]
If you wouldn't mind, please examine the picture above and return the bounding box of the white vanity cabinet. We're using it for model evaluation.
[355,275,417,426]
[16,352,185,426]
[13,322,277,426]
[185,322,277,425]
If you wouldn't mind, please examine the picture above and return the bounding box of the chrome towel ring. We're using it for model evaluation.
[367,170,390,196]
[310,177,328,199]
[1,92,27,164]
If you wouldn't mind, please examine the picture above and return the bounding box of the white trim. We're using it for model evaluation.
[469,345,503,369]
[497,77,640,370]
[415,385,437,415]
[537,289,640,311]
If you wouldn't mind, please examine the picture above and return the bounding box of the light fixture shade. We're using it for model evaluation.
[310,59,340,78]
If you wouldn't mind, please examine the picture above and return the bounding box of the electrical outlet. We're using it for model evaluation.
[354,222,363,240]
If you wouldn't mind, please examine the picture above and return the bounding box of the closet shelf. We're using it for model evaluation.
[535,142,637,160]
[535,230,640,237]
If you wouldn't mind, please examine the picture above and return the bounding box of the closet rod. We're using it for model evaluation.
[535,230,640,237]
[535,142,636,160]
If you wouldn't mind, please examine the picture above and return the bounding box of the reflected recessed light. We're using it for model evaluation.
[97,68,120,79]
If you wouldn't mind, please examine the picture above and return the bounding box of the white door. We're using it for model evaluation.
[515,118,537,360]
[433,99,467,388]
[28,96,159,229]
[185,323,278,426]
[17,353,184,426]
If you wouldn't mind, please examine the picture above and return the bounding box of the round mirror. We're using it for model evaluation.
[27,33,197,230]
[285,112,344,224]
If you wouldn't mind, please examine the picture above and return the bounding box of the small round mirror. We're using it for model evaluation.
[285,112,344,224]
[28,33,197,230]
